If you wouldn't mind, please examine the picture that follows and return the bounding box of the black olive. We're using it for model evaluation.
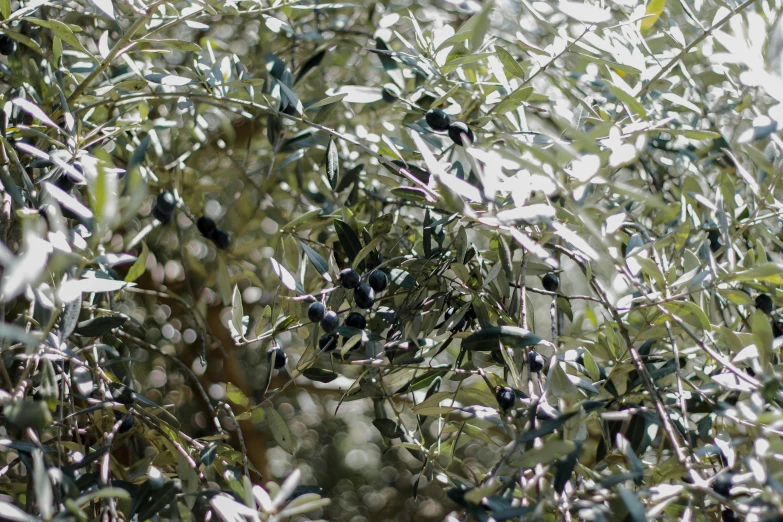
[344,312,366,330]
[354,283,375,309]
[154,191,176,215]
[542,273,559,292]
[528,351,545,373]
[495,386,515,411]
[756,294,774,315]
[448,122,474,146]
[268,347,287,369]
[308,302,326,323]
[319,334,338,351]
[368,270,388,292]
[321,311,339,333]
[338,268,361,289]
[197,216,217,238]
[0,35,17,56]
[210,228,231,250]
[712,473,732,497]
[425,109,451,132]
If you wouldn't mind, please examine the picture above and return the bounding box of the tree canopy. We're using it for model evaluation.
[1,0,783,520]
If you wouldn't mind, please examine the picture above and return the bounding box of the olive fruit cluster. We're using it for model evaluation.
[425,109,474,147]
[152,191,176,224]
[339,267,388,308]
[309,267,389,352]
[196,216,230,250]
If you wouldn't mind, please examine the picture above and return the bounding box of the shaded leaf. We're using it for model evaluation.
[462,326,542,351]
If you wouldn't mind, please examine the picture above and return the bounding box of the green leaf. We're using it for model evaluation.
[608,83,647,119]
[302,368,339,383]
[73,315,127,336]
[295,50,325,85]
[283,208,323,232]
[617,487,646,522]
[325,137,339,189]
[270,257,304,294]
[4,399,52,431]
[390,186,430,202]
[372,418,404,438]
[442,53,492,74]
[462,326,542,351]
[226,382,249,407]
[301,241,331,281]
[139,39,200,51]
[495,46,526,79]
[640,0,666,32]
[39,358,58,412]
[231,285,245,338]
[199,443,218,467]
[265,406,295,453]
[574,53,641,75]
[468,0,493,52]
[74,487,131,507]
[136,481,179,521]
[48,20,93,58]
[125,241,149,282]
[333,219,363,264]
[729,263,783,284]
[752,310,773,371]
[314,100,341,123]
[516,439,576,469]
[491,86,533,115]
[388,268,416,289]
[0,499,39,522]
[33,449,53,520]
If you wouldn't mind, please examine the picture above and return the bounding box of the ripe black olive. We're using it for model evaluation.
[344,312,366,330]
[197,216,217,238]
[713,474,732,497]
[368,270,388,292]
[338,268,361,289]
[542,273,559,292]
[756,294,774,315]
[211,228,231,250]
[308,302,326,323]
[321,311,339,333]
[448,122,474,146]
[0,35,17,56]
[268,346,287,369]
[495,386,515,411]
[155,191,176,215]
[319,334,338,351]
[425,109,451,132]
[354,283,375,309]
[528,351,545,373]
[152,191,176,223]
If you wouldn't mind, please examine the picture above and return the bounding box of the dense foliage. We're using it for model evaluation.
[2,0,783,519]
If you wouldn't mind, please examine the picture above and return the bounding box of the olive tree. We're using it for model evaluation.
[1,0,782,519]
